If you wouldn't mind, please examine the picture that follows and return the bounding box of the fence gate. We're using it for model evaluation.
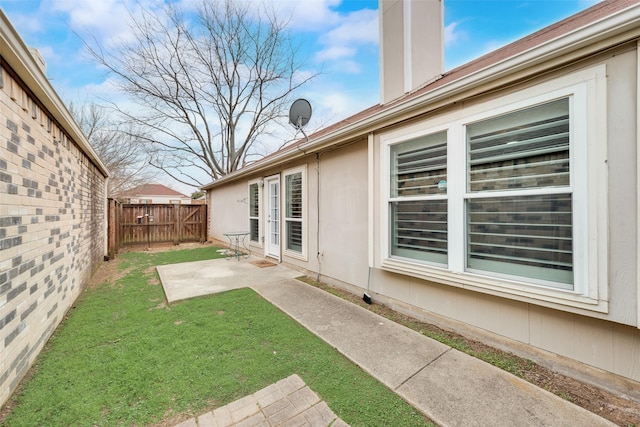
[108,200,207,257]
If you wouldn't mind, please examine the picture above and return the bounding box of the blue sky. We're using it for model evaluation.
[0,0,601,192]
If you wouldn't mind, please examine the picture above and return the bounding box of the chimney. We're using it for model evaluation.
[379,0,443,104]
[28,48,47,74]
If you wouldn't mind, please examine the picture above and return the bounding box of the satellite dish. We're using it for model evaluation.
[289,98,312,130]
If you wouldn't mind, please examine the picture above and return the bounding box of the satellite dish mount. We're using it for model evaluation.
[289,98,312,142]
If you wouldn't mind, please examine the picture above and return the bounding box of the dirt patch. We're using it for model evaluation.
[298,277,640,427]
[87,258,132,290]
[143,265,161,286]
[117,241,209,254]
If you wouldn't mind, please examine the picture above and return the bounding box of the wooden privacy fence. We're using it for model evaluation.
[108,200,207,257]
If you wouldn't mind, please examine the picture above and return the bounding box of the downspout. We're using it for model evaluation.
[364,132,375,304]
[104,176,110,261]
[316,152,322,283]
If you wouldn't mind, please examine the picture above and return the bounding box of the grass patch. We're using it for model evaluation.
[1,248,433,427]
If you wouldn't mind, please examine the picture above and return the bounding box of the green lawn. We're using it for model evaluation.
[1,247,433,427]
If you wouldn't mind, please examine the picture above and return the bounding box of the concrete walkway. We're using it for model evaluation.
[158,257,616,427]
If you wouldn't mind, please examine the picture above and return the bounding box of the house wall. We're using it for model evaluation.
[204,36,640,390]
[314,141,369,289]
[208,179,251,243]
[368,43,640,384]
[208,141,370,288]
[0,64,107,405]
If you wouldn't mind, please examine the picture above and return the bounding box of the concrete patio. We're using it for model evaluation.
[157,256,301,303]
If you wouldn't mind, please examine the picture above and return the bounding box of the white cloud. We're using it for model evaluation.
[338,60,362,75]
[43,0,165,47]
[315,46,356,62]
[4,10,43,34]
[321,8,378,46]
[444,21,466,47]
[313,7,378,74]
[278,0,343,32]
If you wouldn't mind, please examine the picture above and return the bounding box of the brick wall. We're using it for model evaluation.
[0,63,107,406]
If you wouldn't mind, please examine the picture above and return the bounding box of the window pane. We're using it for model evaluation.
[391,131,447,197]
[249,184,259,217]
[270,182,279,246]
[250,218,259,242]
[286,221,302,253]
[286,173,302,218]
[391,200,447,265]
[249,183,259,242]
[467,194,573,287]
[468,98,569,192]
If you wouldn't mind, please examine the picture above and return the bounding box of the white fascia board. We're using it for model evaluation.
[0,10,109,177]
[203,3,640,190]
[377,3,640,128]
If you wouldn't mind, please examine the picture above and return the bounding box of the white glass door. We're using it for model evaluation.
[264,175,280,260]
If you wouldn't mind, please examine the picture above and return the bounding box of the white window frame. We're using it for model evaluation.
[248,179,262,247]
[283,165,307,260]
[379,65,608,313]
[388,127,450,267]
[461,96,578,290]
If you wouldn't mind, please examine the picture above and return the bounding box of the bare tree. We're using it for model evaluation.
[70,102,158,197]
[85,0,315,187]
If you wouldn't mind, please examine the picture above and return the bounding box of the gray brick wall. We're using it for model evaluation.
[0,63,107,406]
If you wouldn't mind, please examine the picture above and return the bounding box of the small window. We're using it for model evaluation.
[389,131,448,265]
[283,167,306,258]
[285,172,303,253]
[249,182,260,243]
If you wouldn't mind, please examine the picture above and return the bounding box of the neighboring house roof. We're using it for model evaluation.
[203,0,640,190]
[120,183,189,198]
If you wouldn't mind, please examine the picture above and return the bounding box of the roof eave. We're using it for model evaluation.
[0,10,110,178]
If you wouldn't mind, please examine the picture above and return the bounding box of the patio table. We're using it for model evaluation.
[223,231,251,260]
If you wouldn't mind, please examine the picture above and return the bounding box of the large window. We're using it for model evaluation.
[248,182,260,243]
[381,67,608,311]
[284,167,305,256]
[388,99,574,289]
[465,98,573,288]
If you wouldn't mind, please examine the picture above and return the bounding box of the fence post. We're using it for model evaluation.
[201,205,207,242]
[173,204,180,245]
[107,199,118,258]
[118,202,124,252]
